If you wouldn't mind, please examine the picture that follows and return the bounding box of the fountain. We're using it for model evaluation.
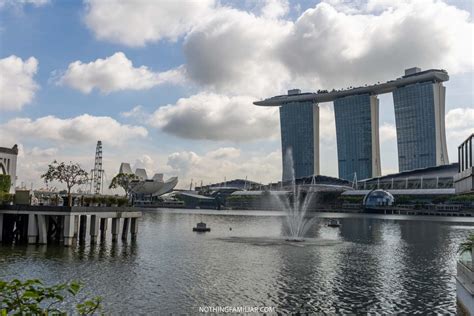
[219,149,340,247]
[273,149,318,241]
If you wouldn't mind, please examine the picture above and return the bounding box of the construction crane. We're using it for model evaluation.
[90,140,104,195]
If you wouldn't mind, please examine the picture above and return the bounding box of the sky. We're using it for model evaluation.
[0,0,473,193]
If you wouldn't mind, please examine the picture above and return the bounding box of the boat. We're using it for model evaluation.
[327,219,341,227]
[193,222,211,232]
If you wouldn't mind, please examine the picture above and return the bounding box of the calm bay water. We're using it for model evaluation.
[1,209,473,314]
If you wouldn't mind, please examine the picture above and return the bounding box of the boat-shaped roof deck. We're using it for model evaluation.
[254,69,448,106]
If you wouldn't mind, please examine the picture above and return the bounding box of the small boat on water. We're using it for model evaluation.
[193,222,211,232]
[327,219,341,227]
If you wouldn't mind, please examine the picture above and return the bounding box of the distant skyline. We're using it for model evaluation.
[0,0,473,192]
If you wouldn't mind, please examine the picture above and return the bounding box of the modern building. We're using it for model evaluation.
[454,134,474,194]
[117,162,178,197]
[0,145,18,193]
[280,89,319,180]
[254,68,449,181]
[334,94,380,180]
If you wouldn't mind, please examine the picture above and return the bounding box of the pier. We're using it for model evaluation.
[0,205,142,246]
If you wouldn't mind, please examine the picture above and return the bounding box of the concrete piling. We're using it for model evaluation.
[122,218,130,241]
[0,206,142,247]
[27,214,38,244]
[90,215,99,244]
[111,218,120,242]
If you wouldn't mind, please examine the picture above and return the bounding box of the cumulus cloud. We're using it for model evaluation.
[0,0,49,9]
[277,0,473,89]
[0,55,39,111]
[380,123,397,143]
[84,0,215,47]
[445,107,474,157]
[57,52,185,94]
[1,114,148,146]
[120,105,146,119]
[166,148,281,188]
[183,6,291,97]
[149,92,279,141]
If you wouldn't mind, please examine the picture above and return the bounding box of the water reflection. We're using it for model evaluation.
[1,211,473,314]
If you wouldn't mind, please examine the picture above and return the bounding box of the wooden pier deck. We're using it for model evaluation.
[0,205,143,246]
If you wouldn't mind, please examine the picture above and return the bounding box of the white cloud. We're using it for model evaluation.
[149,92,279,141]
[120,105,146,119]
[57,52,185,94]
[1,114,148,146]
[380,123,397,143]
[277,0,474,89]
[261,0,289,19]
[84,0,215,47]
[166,148,281,188]
[0,55,39,111]
[446,107,474,159]
[183,6,291,97]
[0,0,49,9]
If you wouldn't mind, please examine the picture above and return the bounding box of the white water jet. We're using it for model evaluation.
[271,148,318,240]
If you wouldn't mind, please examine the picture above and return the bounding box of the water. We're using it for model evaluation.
[275,149,318,239]
[1,209,472,314]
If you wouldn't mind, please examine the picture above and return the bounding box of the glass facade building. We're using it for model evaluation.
[280,102,318,181]
[334,94,380,180]
[393,82,448,171]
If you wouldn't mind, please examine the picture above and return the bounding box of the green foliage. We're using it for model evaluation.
[459,234,474,255]
[117,197,129,207]
[0,192,14,205]
[107,196,117,206]
[450,194,474,202]
[0,174,11,193]
[0,279,102,315]
[41,161,89,207]
[338,195,364,203]
[109,173,138,197]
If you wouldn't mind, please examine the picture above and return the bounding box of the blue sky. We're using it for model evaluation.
[0,0,472,192]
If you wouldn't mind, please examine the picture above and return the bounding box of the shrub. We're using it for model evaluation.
[117,197,129,207]
[0,174,11,193]
[0,279,102,315]
[0,192,13,205]
[107,196,117,206]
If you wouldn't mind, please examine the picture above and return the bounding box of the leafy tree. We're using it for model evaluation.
[41,161,89,207]
[0,279,102,315]
[109,173,138,198]
[0,174,11,193]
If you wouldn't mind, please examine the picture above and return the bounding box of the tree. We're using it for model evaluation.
[0,174,11,193]
[0,278,102,315]
[41,161,88,207]
[109,173,138,198]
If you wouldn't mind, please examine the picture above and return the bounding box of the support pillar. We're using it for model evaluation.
[0,214,3,243]
[79,215,87,243]
[111,218,119,242]
[27,214,38,244]
[73,215,79,238]
[90,215,99,244]
[37,215,47,244]
[122,218,130,241]
[100,218,108,241]
[130,218,138,241]
[63,215,75,247]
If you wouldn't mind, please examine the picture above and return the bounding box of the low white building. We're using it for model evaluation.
[0,145,18,193]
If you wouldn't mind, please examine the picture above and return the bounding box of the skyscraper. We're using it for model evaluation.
[254,68,449,181]
[334,94,381,180]
[279,90,319,181]
[393,71,449,171]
